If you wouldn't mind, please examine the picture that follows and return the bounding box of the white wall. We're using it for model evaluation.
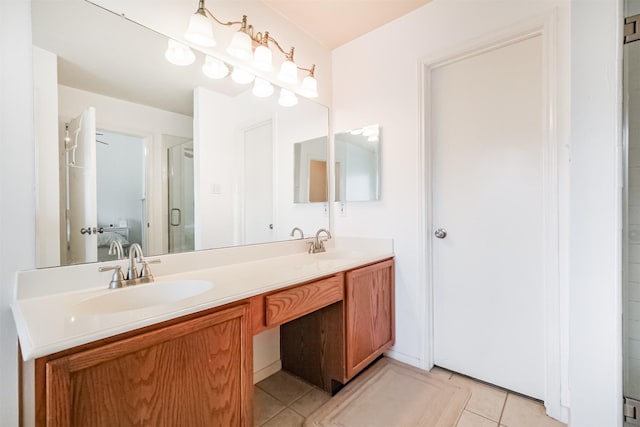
[0,0,35,423]
[569,0,623,425]
[332,0,625,425]
[33,46,60,268]
[331,0,577,423]
[333,0,571,367]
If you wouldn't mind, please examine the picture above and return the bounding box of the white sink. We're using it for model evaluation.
[70,280,213,316]
[310,250,365,261]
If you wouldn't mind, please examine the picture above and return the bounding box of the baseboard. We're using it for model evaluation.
[253,360,282,384]
[384,349,425,370]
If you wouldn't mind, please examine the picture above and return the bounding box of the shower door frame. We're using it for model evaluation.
[623,10,640,426]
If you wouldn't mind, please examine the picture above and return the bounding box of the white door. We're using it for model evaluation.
[66,107,98,264]
[431,35,545,399]
[244,121,274,244]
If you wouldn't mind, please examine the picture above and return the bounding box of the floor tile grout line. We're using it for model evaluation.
[464,407,502,424]
[258,404,287,427]
[255,378,326,426]
[497,392,509,426]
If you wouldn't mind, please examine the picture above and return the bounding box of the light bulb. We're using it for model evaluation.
[278,60,298,84]
[165,39,195,66]
[253,45,273,71]
[231,67,255,85]
[184,12,216,47]
[278,88,298,107]
[227,31,253,60]
[252,78,274,97]
[299,75,318,98]
[202,56,229,79]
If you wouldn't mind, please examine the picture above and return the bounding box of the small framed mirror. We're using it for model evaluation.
[335,125,381,202]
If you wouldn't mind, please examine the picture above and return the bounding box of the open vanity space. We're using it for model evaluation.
[12,238,394,426]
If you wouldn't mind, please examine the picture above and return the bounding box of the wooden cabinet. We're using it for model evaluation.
[280,259,395,393]
[265,274,343,327]
[38,304,252,427]
[344,259,395,379]
[29,258,394,425]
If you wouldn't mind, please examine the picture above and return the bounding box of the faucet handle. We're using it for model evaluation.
[99,265,125,289]
[139,259,161,280]
[307,241,316,254]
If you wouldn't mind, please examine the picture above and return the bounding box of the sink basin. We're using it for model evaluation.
[310,250,365,261]
[70,280,213,316]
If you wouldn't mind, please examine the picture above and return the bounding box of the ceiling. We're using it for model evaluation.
[261,0,432,49]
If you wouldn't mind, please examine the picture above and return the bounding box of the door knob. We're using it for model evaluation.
[434,228,447,239]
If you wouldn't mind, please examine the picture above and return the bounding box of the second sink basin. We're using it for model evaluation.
[71,280,214,317]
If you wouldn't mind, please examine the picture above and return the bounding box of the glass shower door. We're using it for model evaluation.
[624,4,640,425]
[167,141,194,253]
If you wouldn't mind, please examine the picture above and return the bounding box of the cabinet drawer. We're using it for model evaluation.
[265,274,344,327]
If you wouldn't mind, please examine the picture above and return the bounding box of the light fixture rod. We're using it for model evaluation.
[201,4,244,27]
[189,0,317,79]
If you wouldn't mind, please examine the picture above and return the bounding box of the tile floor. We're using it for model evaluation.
[253,366,567,427]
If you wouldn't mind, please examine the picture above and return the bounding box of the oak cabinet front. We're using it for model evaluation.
[40,304,252,427]
[344,259,395,379]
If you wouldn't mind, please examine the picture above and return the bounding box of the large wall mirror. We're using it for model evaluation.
[335,125,381,202]
[32,0,330,268]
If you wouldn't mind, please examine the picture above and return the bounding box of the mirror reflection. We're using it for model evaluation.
[32,0,329,268]
[293,137,329,203]
[334,125,381,202]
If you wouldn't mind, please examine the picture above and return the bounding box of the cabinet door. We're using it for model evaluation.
[44,304,252,427]
[345,259,395,379]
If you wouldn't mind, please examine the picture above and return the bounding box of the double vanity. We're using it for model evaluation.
[12,237,394,426]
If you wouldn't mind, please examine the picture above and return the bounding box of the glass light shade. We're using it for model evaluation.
[165,39,196,66]
[231,67,255,85]
[252,78,274,97]
[253,45,273,71]
[202,56,229,79]
[184,13,216,47]
[299,75,318,98]
[226,31,253,60]
[278,60,298,84]
[278,88,298,107]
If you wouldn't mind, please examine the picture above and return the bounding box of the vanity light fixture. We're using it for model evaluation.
[252,33,273,71]
[231,66,255,85]
[184,4,216,47]
[253,78,274,97]
[202,55,229,79]
[298,65,318,98]
[165,39,196,66]
[184,0,318,94]
[278,88,298,107]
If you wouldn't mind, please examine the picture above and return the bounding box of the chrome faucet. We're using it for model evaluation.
[108,240,124,260]
[309,228,332,253]
[290,227,304,239]
[128,243,143,280]
[99,243,160,288]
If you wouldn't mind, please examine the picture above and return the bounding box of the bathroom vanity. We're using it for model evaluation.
[12,238,394,426]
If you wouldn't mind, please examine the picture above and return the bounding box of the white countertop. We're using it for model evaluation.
[12,238,393,361]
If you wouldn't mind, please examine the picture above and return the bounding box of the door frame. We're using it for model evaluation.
[418,12,568,422]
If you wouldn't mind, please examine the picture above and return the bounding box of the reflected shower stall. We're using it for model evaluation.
[167,139,195,254]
